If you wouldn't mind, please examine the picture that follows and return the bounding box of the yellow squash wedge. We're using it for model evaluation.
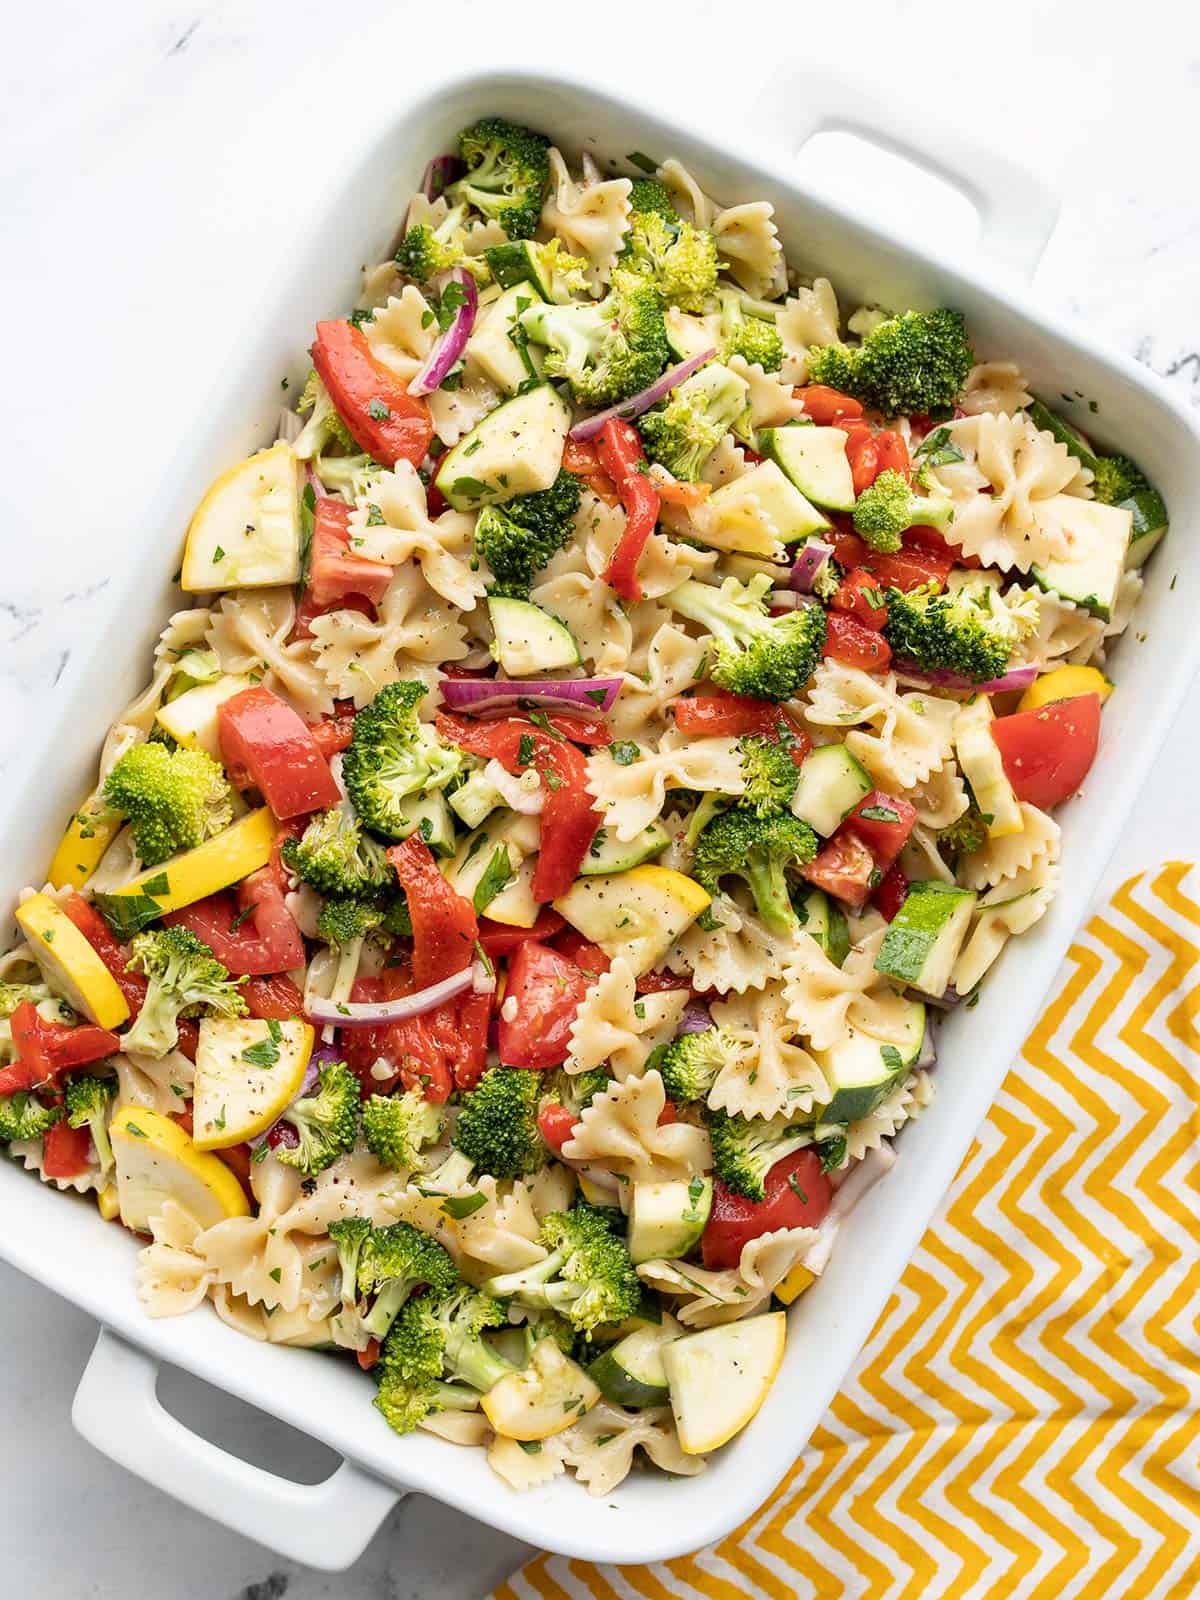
[181,443,302,593]
[47,795,123,891]
[481,1340,600,1441]
[662,1312,787,1454]
[191,1017,314,1149]
[14,893,129,1028]
[554,865,710,977]
[156,673,257,760]
[97,808,274,936]
[773,1262,817,1305]
[1018,663,1113,712]
[110,1105,250,1232]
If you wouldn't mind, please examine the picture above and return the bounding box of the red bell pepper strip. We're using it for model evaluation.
[42,1119,94,1179]
[477,908,566,961]
[831,568,889,631]
[339,970,454,1104]
[562,438,620,505]
[307,703,357,760]
[62,894,148,1017]
[310,320,433,468]
[387,836,478,987]
[0,1002,120,1096]
[243,974,306,1022]
[597,419,660,603]
[823,611,892,672]
[217,685,342,820]
[436,712,601,901]
[795,386,864,425]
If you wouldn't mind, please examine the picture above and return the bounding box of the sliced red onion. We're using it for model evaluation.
[308,964,480,1027]
[420,154,465,201]
[923,984,965,1012]
[568,349,717,442]
[893,657,1039,695]
[677,999,712,1034]
[916,1024,937,1070]
[790,539,834,593]
[408,267,477,398]
[828,1142,897,1211]
[440,676,623,717]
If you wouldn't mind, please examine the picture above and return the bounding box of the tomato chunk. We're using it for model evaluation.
[802,830,877,911]
[673,691,809,748]
[843,790,917,871]
[477,909,565,960]
[990,694,1102,810]
[702,1151,832,1269]
[218,686,341,819]
[498,940,594,1070]
[243,974,305,1021]
[537,1100,578,1155]
[310,320,433,467]
[824,611,892,672]
[62,894,148,1017]
[43,1120,94,1179]
[306,496,392,609]
[307,703,357,760]
[796,386,863,425]
[832,568,889,631]
[165,868,303,976]
[872,862,909,922]
[867,545,954,593]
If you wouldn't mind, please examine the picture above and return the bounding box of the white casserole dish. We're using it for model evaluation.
[3,64,1198,1573]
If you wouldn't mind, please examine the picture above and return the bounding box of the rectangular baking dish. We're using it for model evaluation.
[4,63,1199,1573]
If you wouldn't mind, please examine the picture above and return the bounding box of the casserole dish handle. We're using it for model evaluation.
[767,67,1060,279]
[72,1327,403,1571]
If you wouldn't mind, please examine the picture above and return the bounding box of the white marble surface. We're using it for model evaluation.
[3,1,1199,1594]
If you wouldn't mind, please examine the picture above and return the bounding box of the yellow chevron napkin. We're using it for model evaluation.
[494,862,1200,1600]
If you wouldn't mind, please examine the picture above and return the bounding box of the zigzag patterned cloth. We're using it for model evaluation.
[494,863,1200,1600]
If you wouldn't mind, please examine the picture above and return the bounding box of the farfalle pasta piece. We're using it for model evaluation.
[9,1137,103,1195]
[137,1202,212,1317]
[530,569,632,674]
[364,287,435,385]
[488,1432,570,1491]
[959,802,1061,891]
[115,1046,194,1116]
[561,1401,704,1495]
[209,1285,334,1347]
[712,201,786,299]
[778,279,841,383]
[708,982,828,1119]
[899,823,956,886]
[542,148,631,287]
[605,625,708,744]
[953,856,1062,994]
[1009,585,1105,670]
[927,412,1085,573]
[782,926,887,1050]
[585,734,744,842]
[655,158,717,228]
[309,563,468,706]
[727,355,807,430]
[349,462,485,610]
[903,761,969,831]
[958,361,1032,417]
[578,491,717,600]
[427,364,504,449]
[638,1226,817,1326]
[567,957,689,1081]
[804,663,959,791]
[207,588,333,719]
[842,1070,935,1162]
[452,1176,549,1278]
[666,889,784,994]
[561,1070,711,1183]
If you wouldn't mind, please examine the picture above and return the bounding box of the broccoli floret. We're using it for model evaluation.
[0,980,50,1020]
[65,1073,116,1173]
[483,1205,640,1337]
[657,1026,745,1103]
[452,1066,546,1180]
[852,469,955,553]
[617,212,719,314]
[936,800,988,861]
[394,200,475,284]
[281,802,393,899]
[341,681,462,840]
[1090,453,1146,506]
[474,470,581,599]
[447,117,551,240]
[738,733,800,814]
[665,574,827,702]
[717,289,783,371]
[627,177,677,220]
[519,282,670,408]
[540,1066,610,1119]
[362,1088,447,1171]
[314,897,386,947]
[807,308,974,417]
[707,1108,814,1201]
[692,805,818,936]
[374,1279,515,1436]
[274,1058,360,1175]
[0,1092,61,1144]
[327,1216,372,1305]
[103,742,233,867]
[356,1220,459,1341]
[637,362,750,482]
[884,581,1040,682]
[124,926,247,1058]
[293,371,357,462]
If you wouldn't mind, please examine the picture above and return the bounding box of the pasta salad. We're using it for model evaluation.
[0,117,1167,1495]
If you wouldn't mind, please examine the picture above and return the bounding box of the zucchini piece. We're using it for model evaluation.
[588,1317,683,1409]
[1029,496,1132,621]
[791,744,872,837]
[435,386,571,510]
[874,880,976,998]
[553,866,711,977]
[953,697,1022,838]
[703,461,830,554]
[466,284,545,395]
[627,1177,712,1265]
[760,424,855,513]
[580,821,670,876]
[796,888,850,967]
[487,596,580,677]
[813,993,926,1123]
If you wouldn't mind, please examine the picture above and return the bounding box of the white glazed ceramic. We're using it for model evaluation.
[3,65,1197,1573]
